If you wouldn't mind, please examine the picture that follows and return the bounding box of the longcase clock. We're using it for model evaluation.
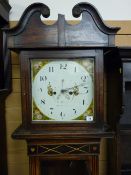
[4,2,122,175]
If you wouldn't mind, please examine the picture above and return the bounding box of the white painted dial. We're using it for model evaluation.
[32,59,94,121]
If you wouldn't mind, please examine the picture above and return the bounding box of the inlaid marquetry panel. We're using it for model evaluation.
[28,144,100,156]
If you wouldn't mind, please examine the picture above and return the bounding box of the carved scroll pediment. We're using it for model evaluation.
[4,2,120,49]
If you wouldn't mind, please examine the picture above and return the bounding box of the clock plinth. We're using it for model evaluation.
[4,2,122,175]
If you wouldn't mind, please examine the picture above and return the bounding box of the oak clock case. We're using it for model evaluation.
[4,2,122,175]
[20,50,103,129]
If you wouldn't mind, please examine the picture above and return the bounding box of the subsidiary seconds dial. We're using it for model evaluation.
[32,59,94,121]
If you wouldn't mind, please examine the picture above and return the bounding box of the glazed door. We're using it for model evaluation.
[41,160,90,175]
[30,156,99,175]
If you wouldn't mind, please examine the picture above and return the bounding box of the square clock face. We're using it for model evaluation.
[31,58,94,122]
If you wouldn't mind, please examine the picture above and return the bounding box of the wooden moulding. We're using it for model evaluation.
[0,0,11,23]
[4,2,120,49]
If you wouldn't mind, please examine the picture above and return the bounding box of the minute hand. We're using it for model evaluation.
[61,83,87,92]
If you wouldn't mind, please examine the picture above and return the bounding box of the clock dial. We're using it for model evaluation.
[31,59,94,121]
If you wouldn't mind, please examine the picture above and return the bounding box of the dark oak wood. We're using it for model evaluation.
[18,50,105,133]
[0,0,10,23]
[0,100,8,175]
[3,2,121,175]
[0,1,11,175]
[5,2,120,49]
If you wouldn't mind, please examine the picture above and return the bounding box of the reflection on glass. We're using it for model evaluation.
[41,160,90,175]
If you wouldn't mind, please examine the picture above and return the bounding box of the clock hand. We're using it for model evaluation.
[60,86,79,96]
[57,79,64,100]
[57,92,61,100]
[73,86,79,96]
[58,82,85,99]
[57,90,70,100]
[47,83,56,96]
[61,79,64,89]
[61,83,87,96]
[61,82,87,92]
[63,93,70,100]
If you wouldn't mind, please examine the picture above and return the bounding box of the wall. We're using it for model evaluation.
[6,1,131,175]
[9,0,131,20]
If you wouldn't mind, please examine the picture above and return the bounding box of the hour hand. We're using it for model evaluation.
[47,83,56,96]
[61,85,79,96]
